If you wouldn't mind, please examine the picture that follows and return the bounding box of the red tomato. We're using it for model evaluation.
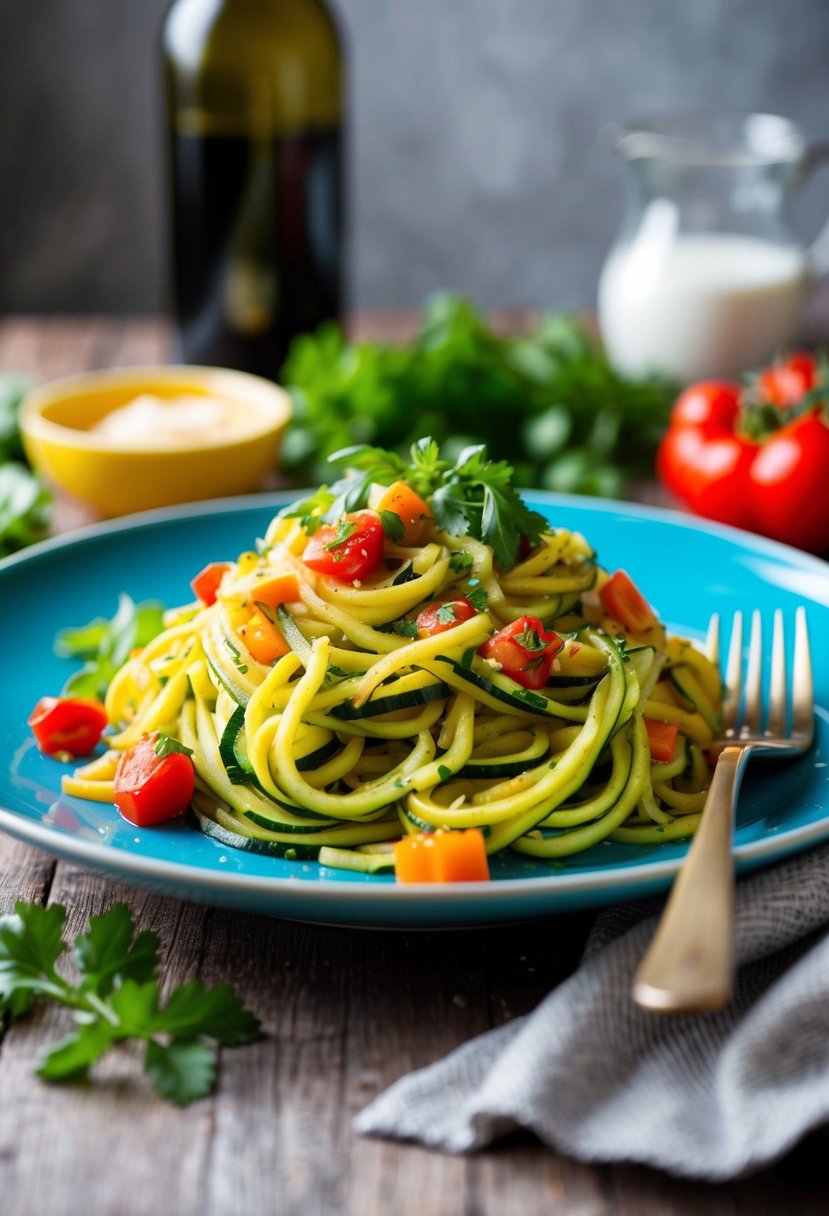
[749,412,829,554]
[28,696,108,758]
[658,360,829,553]
[599,571,657,633]
[667,380,742,438]
[191,561,232,606]
[302,510,386,582]
[113,733,195,827]
[657,381,757,531]
[478,616,563,690]
[755,351,817,407]
[415,597,478,638]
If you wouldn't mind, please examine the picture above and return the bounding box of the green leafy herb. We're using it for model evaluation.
[0,374,31,463]
[153,734,193,759]
[56,594,166,700]
[466,581,488,613]
[436,602,458,625]
[379,509,405,543]
[286,438,547,570]
[0,902,260,1105]
[323,517,357,551]
[280,294,677,500]
[0,463,51,557]
[392,619,419,639]
[449,551,473,574]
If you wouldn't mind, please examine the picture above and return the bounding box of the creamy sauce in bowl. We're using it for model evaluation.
[92,393,257,446]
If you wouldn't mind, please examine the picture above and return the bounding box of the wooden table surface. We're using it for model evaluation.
[1,315,827,1216]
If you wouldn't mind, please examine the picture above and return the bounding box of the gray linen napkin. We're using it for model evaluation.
[355,842,829,1180]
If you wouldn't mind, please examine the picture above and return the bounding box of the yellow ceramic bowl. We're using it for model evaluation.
[20,365,292,518]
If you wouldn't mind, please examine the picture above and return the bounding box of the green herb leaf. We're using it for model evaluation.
[0,902,67,1014]
[56,595,166,700]
[449,551,473,574]
[392,619,419,639]
[379,510,405,543]
[154,980,261,1046]
[153,734,194,759]
[466,582,488,612]
[37,1020,115,1081]
[436,603,458,625]
[144,1038,217,1107]
[0,464,51,557]
[73,904,159,996]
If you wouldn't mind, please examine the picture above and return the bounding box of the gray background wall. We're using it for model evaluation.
[2,0,829,315]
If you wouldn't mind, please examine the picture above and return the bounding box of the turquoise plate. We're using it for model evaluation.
[1,493,827,928]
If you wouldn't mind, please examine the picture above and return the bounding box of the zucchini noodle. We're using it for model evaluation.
[64,499,723,872]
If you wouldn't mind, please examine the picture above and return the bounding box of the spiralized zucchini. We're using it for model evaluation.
[68,498,723,870]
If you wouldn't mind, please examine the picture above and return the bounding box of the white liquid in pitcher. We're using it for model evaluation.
[598,233,808,381]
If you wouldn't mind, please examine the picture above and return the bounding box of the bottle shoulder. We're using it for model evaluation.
[164,0,342,130]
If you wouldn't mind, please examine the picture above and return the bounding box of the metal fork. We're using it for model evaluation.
[633,608,814,1014]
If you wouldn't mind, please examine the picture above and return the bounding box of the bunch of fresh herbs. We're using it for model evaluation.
[281,294,678,498]
[0,375,51,556]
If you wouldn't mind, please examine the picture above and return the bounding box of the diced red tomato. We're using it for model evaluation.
[238,608,290,665]
[28,696,109,759]
[599,571,657,633]
[394,828,490,883]
[415,596,478,638]
[477,616,563,690]
[373,481,433,546]
[190,561,233,606]
[113,733,195,827]
[302,510,386,582]
[644,717,680,763]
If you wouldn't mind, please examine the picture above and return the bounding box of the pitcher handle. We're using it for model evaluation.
[799,142,829,280]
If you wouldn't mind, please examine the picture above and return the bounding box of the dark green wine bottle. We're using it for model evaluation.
[163,0,344,380]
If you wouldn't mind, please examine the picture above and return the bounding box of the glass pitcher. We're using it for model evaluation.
[597,111,829,382]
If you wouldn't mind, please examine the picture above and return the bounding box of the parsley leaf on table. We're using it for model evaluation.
[0,902,261,1106]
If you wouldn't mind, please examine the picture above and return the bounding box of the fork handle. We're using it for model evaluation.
[632,745,748,1014]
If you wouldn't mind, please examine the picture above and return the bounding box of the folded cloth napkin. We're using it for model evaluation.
[355,842,829,1180]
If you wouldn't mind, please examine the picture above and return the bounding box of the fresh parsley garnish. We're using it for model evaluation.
[56,594,166,700]
[323,517,357,552]
[379,509,405,543]
[153,734,193,759]
[0,902,260,1105]
[466,581,488,612]
[392,619,419,639]
[449,551,473,574]
[286,437,547,570]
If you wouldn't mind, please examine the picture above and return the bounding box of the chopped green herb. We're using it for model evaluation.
[436,603,459,626]
[437,765,452,781]
[153,734,193,759]
[466,583,488,613]
[323,517,357,552]
[449,551,474,574]
[392,619,419,640]
[379,510,405,543]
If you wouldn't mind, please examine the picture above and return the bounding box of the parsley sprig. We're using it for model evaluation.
[0,902,260,1106]
[287,438,547,570]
